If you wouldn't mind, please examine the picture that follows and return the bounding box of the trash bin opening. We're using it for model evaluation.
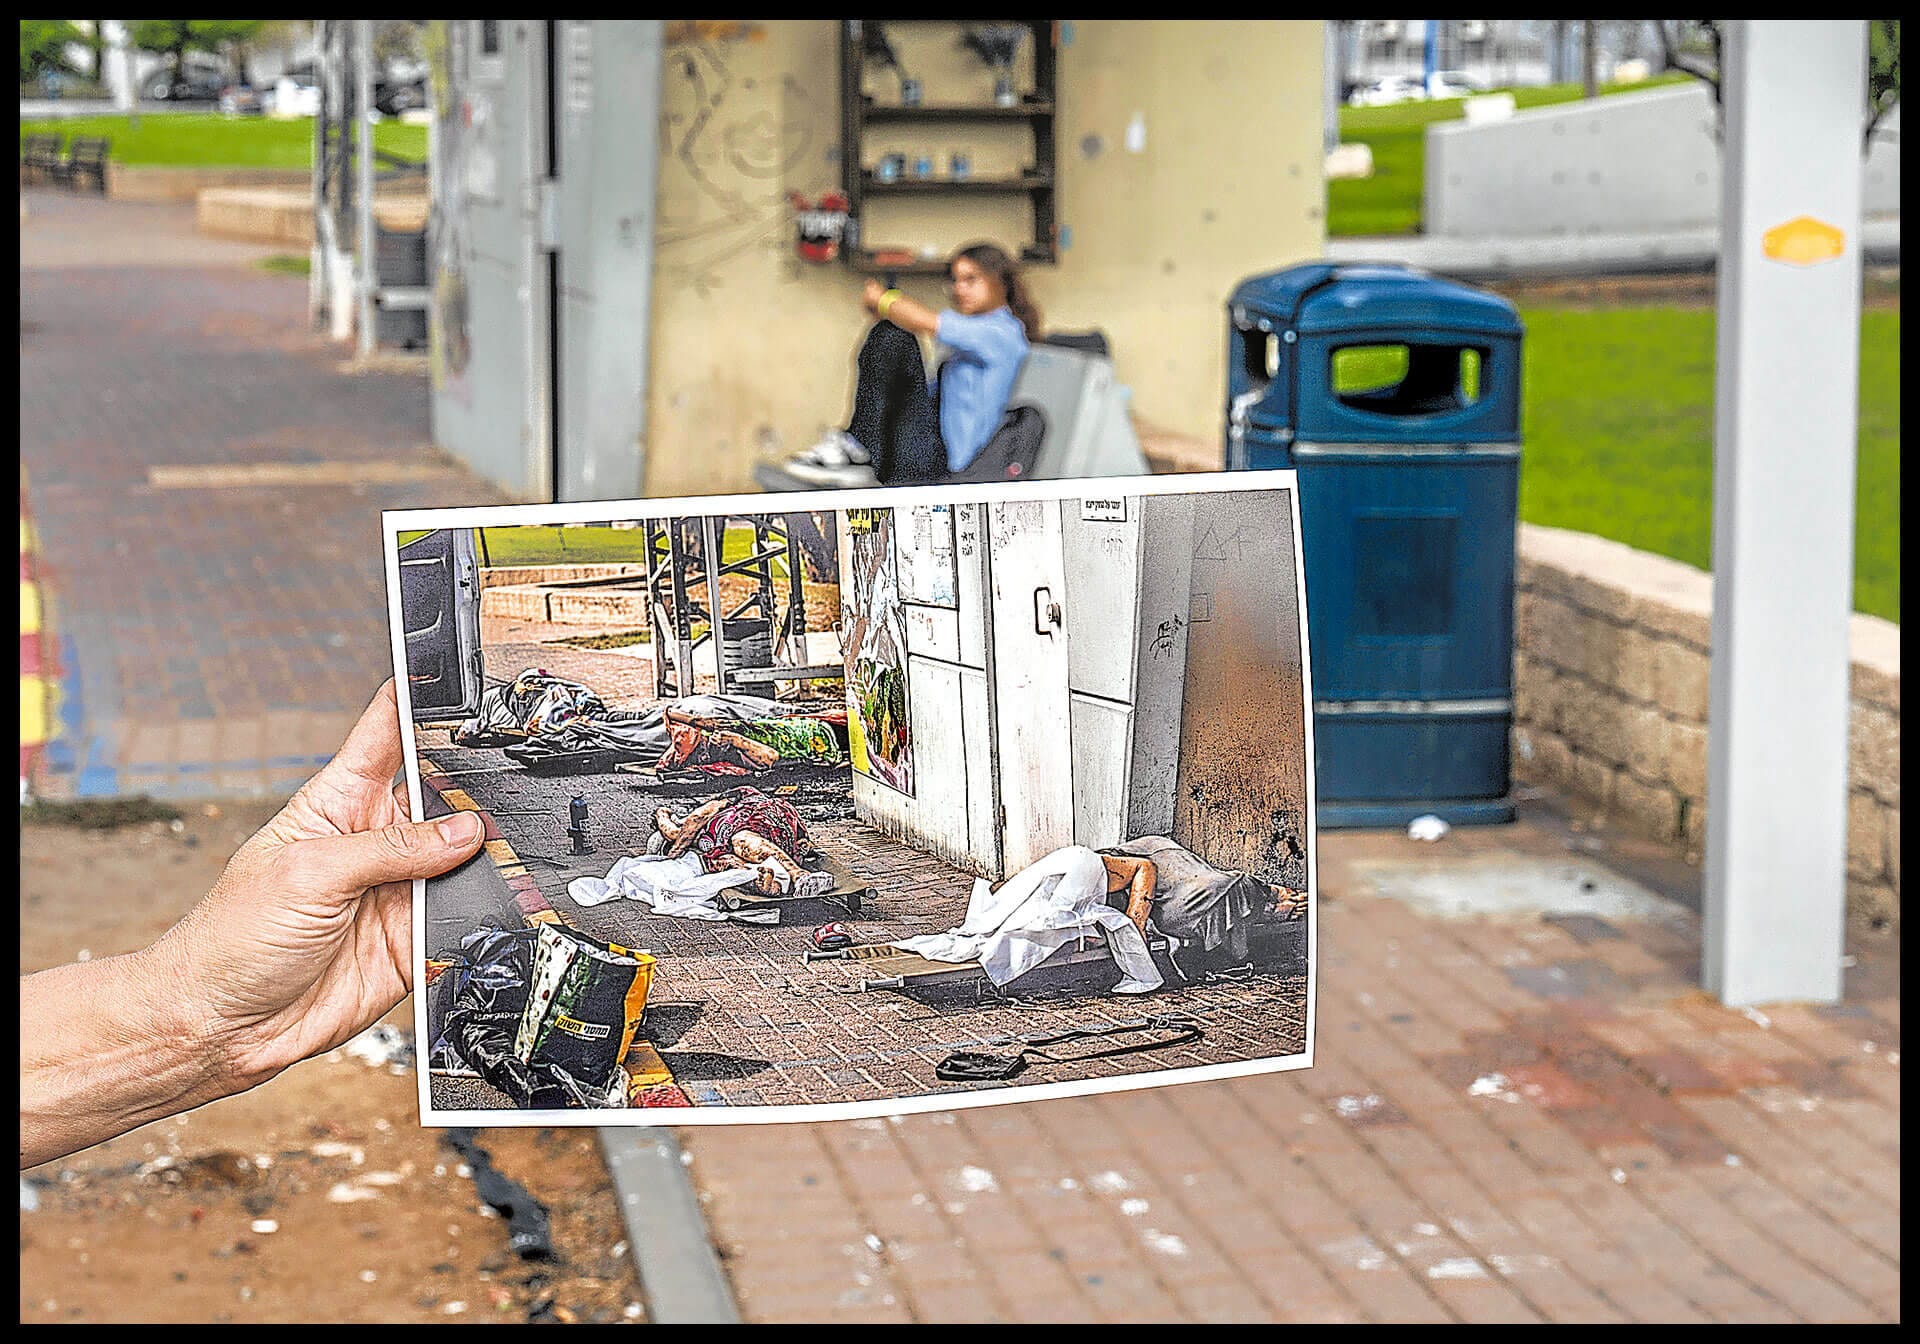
[1239,329,1282,392]
[1330,343,1485,417]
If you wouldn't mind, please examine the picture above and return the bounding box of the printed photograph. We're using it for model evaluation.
[387,475,1315,1123]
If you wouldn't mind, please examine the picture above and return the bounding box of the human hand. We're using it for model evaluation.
[862,277,886,314]
[147,680,485,1090]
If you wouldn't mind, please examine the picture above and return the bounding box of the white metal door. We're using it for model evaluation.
[985,500,1075,872]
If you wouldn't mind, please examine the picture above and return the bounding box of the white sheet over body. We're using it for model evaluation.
[894,845,1162,993]
[568,852,769,921]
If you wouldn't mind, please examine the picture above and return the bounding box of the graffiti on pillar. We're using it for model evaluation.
[844,508,914,796]
[657,28,826,294]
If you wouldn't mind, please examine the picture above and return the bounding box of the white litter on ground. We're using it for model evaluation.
[1333,1093,1386,1119]
[250,1219,279,1235]
[1427,1257,1488,1280]
[1320,1236,1389,1271]
[1120,1198,1150,1217]
[1090,1170,1132,1194]
[1407,814,1451,842]
[1142,1230,1188,1257]
[1467,1073,1517,1101]
[953,1166,998,1194]
[343,1024,415,1073]
[328,1183,379,1204]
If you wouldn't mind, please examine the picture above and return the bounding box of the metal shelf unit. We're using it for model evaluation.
[838,19,1059,274]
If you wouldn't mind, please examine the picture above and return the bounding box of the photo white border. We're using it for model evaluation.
[384,469,1316,1127]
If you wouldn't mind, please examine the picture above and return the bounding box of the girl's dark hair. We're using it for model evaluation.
[951,241,1042,341]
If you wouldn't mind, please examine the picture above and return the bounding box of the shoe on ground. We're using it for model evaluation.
[780,431,880,488]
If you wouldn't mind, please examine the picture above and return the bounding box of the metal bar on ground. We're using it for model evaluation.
[596,1128,741,1324]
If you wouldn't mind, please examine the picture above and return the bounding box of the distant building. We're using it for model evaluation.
[1333,20,1667,97]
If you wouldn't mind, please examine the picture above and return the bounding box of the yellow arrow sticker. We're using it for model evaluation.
[1762,215,1846,266]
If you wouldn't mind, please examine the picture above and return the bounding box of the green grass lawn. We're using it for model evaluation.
[1329,75,1691,236]
[1519,303,1900,622]
[17,113,427,169]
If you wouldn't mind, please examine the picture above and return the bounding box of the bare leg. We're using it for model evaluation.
[657,797,726,858]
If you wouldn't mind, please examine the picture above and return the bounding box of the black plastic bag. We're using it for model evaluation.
[436,925,632,1108]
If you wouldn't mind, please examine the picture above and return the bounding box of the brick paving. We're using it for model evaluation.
[679,817,1900,1323]
[413,705,1310,1113]
[19,190,510,799]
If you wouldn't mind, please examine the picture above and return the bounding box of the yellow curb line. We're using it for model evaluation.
[425,753,680,1103]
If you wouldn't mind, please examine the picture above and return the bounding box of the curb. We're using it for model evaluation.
[599,1128,742,1324]
[422,753,739,1320]
[419,756,689,1106]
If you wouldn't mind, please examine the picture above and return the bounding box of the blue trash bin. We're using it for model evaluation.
[1225,263,1524,829]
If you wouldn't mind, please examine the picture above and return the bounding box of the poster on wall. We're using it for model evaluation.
[843,507,915,797]
[384,472,1315,1127]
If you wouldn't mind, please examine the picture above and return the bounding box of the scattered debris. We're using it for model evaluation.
[250,1219,279,1235]
[444,1129,554,1261]
[1407,814,1451,842]
[1333,1092,1386,1120]
[344,1024,416,1074]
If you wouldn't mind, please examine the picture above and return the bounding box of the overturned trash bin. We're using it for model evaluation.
[1225,263,1523,828]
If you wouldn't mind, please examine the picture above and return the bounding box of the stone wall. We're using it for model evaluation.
[1511,524,1900,927]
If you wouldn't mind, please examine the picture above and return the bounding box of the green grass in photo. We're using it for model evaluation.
[255,253,310,277]
[17,113,427,169]
[1329,76,1691,236]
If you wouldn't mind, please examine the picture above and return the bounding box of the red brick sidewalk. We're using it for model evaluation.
[679,818,1900,1323]
[19,191,510,800]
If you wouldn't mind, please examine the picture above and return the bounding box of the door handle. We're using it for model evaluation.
[1034,586,1061,636]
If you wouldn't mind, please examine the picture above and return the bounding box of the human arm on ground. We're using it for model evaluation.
[19,681,485,1171]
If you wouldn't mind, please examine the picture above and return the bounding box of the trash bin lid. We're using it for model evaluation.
[1231,263,1521,339]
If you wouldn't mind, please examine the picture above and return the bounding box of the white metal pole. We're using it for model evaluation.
[1322,21,1340,157]
[1704,20,1866,1007]
[355,19,378,359]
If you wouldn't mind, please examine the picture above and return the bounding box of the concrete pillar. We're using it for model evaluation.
[1704,20,1866,1006]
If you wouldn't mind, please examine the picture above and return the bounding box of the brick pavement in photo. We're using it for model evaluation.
[412,720,1310,1113]
[677,816,1900,1324]
[19,190,512,799]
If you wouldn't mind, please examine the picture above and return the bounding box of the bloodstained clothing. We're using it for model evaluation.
[691,786,813,872]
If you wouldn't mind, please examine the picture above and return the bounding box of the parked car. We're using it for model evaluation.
[1425,70,1478,100]
[218,82,265,115]
[143,60,230,103]
[1348,75,1426,107]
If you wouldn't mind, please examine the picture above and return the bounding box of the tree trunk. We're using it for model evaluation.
[1582,20,1599,99]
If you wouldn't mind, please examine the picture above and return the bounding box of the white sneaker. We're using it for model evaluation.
[791,429,870,468]
[781,431,875,483]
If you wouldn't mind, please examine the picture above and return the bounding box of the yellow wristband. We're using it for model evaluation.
[877,288,902,319]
